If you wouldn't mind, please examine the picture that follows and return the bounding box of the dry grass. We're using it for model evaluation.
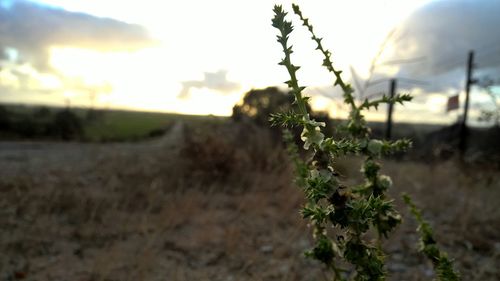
[0,121,499,280]
[335,156,500,280]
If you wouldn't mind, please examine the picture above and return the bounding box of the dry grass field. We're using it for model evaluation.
[1,120,499,281]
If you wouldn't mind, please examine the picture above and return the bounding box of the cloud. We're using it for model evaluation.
[311,1,500,116]
[0,0,156,107]
[384,0,500,77]
[354,0,500,124]
[0,0,155,71]
[178,70,240,99]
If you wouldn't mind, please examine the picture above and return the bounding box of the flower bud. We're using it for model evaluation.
[378,175,392,190]
[367,139,383,156]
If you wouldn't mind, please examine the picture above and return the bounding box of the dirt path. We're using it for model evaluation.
[0,121,185,180]
[0,121,499,281]
[0,120,317,281]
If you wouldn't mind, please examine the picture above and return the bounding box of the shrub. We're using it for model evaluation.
[181,124,246,181]
[47,109,83,140]
[270,4,459,280]
[85,108,105,123]
[17,117,40,138]
[0,105,11,131]
[33,106,51,119]
[179,121,285,187]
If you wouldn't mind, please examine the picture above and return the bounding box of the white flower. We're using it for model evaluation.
[301,126,324,150]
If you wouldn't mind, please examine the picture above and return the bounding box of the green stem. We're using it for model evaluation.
[292,4,356,111]
[330,263,345,281]
[273,6,309,118]
[279,40,308,117]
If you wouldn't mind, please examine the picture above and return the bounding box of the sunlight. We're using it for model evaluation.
[310,95,332,112]
[177,87,243,116]
[35,0,435,110]
[48,46,243,114]
[49,46,181,111]
[49,47,121,85]
[426,94,447,113]
[34,73,62,90]
[0,69,20,89]
[3,0,449,120]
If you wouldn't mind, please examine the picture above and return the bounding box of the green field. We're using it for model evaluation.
[0,104,226,141]
[84,110,176,141]
[84,110,229,141]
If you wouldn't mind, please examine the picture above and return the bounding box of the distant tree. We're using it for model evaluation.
[0,105,11,131]
[33,106,51,119]
[232,87,295,126]
[17,118,39,138]
[85,108,105,123]
[232,87,332,144]
[232,86,331,131]
[48,109,84,140]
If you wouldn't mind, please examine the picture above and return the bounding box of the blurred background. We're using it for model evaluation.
[0,0,499,280]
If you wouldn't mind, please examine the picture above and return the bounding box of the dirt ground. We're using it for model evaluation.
[1,121,499,281]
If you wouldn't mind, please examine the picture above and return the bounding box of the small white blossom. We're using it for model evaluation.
[301,126,324,150]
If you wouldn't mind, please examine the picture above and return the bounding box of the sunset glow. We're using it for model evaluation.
[1,0,499,125]
[0,0,432,115]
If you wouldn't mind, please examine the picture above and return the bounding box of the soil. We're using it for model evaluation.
[1,122,499,281]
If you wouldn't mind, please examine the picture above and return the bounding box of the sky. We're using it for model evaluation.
[0,0,499,125]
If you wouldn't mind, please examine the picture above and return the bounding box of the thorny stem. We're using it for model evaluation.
[403,194,461,281]
[292,4,356,111]
[271,4,458,281]
[272,6,309,118]
[330,263,345,281]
